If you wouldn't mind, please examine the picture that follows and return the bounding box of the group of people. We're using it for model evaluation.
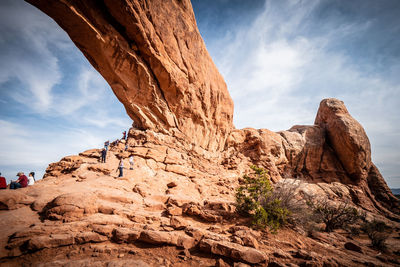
[0,172,36,190]
[100,131,128,163]
[0,130,131,190]
[100,130,134,178]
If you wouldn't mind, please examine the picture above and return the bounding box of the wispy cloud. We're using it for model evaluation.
[0,0,71,112]
[202,0,400,186]
[0,0,132,181]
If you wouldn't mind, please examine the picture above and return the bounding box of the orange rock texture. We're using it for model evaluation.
[26,0,234,151]
[1,0,397,266]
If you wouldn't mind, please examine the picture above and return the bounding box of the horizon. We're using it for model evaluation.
[0,0,399,188]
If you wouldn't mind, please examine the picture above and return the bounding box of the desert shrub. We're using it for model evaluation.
[270,179,310,227]
[361,220,391,251]
[306,197,361,232]
[236,166,290,232]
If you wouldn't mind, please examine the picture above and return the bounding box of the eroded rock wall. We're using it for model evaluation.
[10,1,399,265]
[26,0,234,151]
[25,0,398,218]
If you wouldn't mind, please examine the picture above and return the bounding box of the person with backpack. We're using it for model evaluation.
[10,172,28,189]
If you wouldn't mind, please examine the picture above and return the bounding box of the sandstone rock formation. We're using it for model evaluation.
[26,0,234,151]
[1,0,398,266]
[0,128,399,266]
[315,98,371,182]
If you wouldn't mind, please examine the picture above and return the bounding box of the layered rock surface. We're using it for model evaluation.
[1,0,398,266]
[26,0,234,151]
[1,127,399,266]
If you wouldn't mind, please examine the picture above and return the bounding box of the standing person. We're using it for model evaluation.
[101,148,107,163]
[129,155,134,170]
[104,140,110,152]
[28,172,35,186]
[122,131,126,140]
[118,159,124,177]
[0,173,6,189]
[10,172,28,189]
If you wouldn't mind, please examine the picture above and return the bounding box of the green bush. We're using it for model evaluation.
[236,166,289,232]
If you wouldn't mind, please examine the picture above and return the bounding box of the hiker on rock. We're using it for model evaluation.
[101,148,107,163]
[122,131,126,140]
[118,158,124,177]
[28,172,35,186]
[10,172,28,189]
[129,155,134,170]
[0,173,6,189]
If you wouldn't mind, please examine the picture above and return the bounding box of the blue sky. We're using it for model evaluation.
[0,0,399,188]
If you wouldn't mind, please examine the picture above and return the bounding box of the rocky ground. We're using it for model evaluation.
[0,124,399,266]
[2,0,398,266]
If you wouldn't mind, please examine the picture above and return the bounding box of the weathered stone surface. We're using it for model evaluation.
[199,238,266,264]
[26,0,234,151]
[27,234,75,251]
[170,216,187,230]
[112,228,141,244]
[0,190,35,210]
[2,0,398,266]
[44,155,83,178]
[315,98,371,181]
[139,230,172,245]
[167,206,182,216]
[44,192,98,220]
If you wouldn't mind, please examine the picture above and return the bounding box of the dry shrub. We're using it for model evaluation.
[305,196,361,232]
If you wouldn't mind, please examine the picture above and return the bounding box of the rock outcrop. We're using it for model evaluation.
[315,98,371,181]
[0,128,399,266]
[26,0,234,151]
[1,0,398,266]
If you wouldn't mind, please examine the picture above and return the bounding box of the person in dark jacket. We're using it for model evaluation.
[101,148,107,163]
[10,172,28,189]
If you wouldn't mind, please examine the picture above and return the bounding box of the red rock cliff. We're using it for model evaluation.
[26,0,234,151]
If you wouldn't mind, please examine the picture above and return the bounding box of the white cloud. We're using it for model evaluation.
[0,118,129,182]
[207,0,400,187]
[0,0,68,112]
[0,1,132,182]
[53,68,103,115]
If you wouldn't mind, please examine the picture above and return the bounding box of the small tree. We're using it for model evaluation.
[236,166,289,232]
[306,197,360,232]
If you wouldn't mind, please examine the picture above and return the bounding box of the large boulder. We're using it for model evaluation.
[0,190,35,210]
[315,98,371,181]
[26,0,234,151]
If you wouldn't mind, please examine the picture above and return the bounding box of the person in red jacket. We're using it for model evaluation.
[0,173,6,189]
[10,172,28,189]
